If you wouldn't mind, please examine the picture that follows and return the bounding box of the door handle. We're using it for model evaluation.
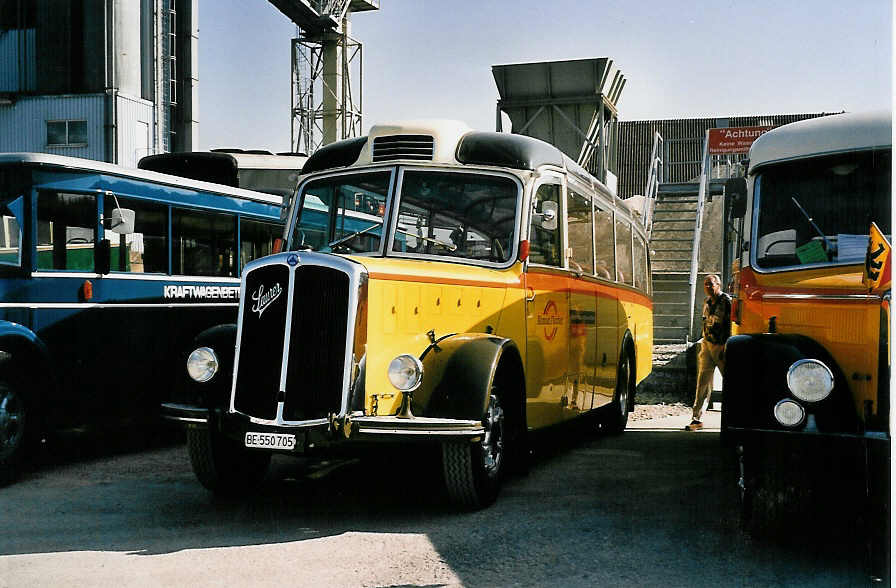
[526,287,536,303]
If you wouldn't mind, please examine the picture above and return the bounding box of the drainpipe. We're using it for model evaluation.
[104,0,118,164]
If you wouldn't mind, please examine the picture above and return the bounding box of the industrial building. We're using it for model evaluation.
[0,0,198,167]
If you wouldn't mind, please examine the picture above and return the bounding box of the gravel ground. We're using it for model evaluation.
[630,402,690,421]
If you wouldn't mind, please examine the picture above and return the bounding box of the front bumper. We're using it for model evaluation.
[161,402,485,445]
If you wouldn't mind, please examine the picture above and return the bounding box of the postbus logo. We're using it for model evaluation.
[251,283,282,318]
[537,300,564,341]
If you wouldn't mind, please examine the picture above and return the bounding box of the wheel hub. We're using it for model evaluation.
[481,394,504,477]
[0,387,24,450]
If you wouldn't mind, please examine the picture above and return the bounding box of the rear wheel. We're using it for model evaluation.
[186,424,271,497]
[442,391,505,509]
[0,382,26,486]
[601,349,633,434]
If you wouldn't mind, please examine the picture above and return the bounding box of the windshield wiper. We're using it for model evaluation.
[327,222,383,249]
[394,226,457,252]
[791,195,834,253]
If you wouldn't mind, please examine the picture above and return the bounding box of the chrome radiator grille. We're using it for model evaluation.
[232,258,355,423]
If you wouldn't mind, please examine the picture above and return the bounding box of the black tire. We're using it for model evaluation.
[0,382,27,486]
[442,391,505,509]
[186,425,271,497]
[601,348,633,434]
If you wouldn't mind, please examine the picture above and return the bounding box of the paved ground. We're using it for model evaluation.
[0,408,882,588]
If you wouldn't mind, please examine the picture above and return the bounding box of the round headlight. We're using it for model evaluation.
[774,399,806,428]
[787,359,834,402]
[387,354,423,391]
[187,347,219,383]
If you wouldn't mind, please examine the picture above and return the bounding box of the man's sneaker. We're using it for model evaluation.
[685,420,703,431]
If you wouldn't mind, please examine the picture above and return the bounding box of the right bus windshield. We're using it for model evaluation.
[753,149,891,270]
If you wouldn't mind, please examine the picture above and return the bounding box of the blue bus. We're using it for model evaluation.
[0,153,284,484]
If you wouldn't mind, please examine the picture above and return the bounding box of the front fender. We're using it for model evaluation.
[415,333,519,421]
[724,333,858,434]
[174,324,237,409]
[0,321,52,391]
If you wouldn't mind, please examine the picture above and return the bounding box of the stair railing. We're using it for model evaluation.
[641,131,664,239]
[687,130,710,344]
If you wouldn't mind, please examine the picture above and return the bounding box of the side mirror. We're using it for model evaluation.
[96,239,111,275]
[532,200,559,231]
[725,178,748,219]
[106,207,135,235]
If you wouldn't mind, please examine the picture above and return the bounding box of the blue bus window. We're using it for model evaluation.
[37,192,97,271]
[0,195,23,266]
[240,218,280,269]
[172,208,237,277]
[103,194,168,274]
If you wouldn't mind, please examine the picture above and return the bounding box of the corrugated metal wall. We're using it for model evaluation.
[0,29,36,92]
[614,112,840,199]
[0,94,105,160]
[116,93,155,167]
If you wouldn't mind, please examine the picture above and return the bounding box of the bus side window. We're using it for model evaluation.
[615,217,633,285]
[567,190,594,274]
[240,217,281,269]
[633,232,648,292]
[0,195,23,267]
[172,208,237,277]
[593,205,615,281]
[529,183,562,267]
[36,192,97,271]
[103,194,168,274]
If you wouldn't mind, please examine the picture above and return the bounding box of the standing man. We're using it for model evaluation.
[685,274,731,431]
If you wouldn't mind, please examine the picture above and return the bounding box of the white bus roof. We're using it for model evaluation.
[207,151,308,170]
[0,152,283,206]
[748,111,891,173]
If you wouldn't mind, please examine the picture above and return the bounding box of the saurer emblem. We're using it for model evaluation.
[251,283,282,318]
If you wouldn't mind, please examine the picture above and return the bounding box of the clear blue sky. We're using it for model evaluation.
[198,0,892,152]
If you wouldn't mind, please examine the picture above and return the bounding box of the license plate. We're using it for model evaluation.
[244,432,296,450]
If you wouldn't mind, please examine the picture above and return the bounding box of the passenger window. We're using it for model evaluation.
[593,205,615,281]
[172,209,237,277]
[240,218,281,269]
[103,194,168,274]
[567,190,594,274]
[633,232,648,292]
[529,183,562,267]
[37,192,97,271]
[615,217,633,285]
[0,195,23,267]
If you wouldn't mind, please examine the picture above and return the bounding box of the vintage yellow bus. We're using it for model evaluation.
[163,120,653,507]
[722,112,890,533]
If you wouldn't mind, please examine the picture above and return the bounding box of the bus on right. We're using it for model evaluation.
[721,111,891,541]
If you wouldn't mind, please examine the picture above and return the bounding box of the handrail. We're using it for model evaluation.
[687,130,710,343]
[641,131,663,238]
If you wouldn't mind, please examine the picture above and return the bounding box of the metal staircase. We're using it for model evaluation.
[643,132,725,344]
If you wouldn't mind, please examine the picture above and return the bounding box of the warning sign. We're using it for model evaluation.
[707,126,775,155]
[863,222,891,292]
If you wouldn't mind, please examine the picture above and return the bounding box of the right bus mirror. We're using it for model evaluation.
[538,200,559,231]
[726,177,748,218]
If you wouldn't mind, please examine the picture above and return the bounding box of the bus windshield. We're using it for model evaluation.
[753,150,891,270]
[291,169,520,264]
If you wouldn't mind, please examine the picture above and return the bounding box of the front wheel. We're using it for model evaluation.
[442,392,505,509]
[0,382,27,486]
[186,424,271,497]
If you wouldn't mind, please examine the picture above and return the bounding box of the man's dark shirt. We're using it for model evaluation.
[702,292,732,345]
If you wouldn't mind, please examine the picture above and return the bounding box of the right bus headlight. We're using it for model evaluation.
[786,359,834,402]
[187,347,219,383]
[774,399,806,428]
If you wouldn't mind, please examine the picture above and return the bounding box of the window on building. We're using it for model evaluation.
[47,120,88,147]
[103,194,168,274]
[37,192,97,271]
[172,209,237,277]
